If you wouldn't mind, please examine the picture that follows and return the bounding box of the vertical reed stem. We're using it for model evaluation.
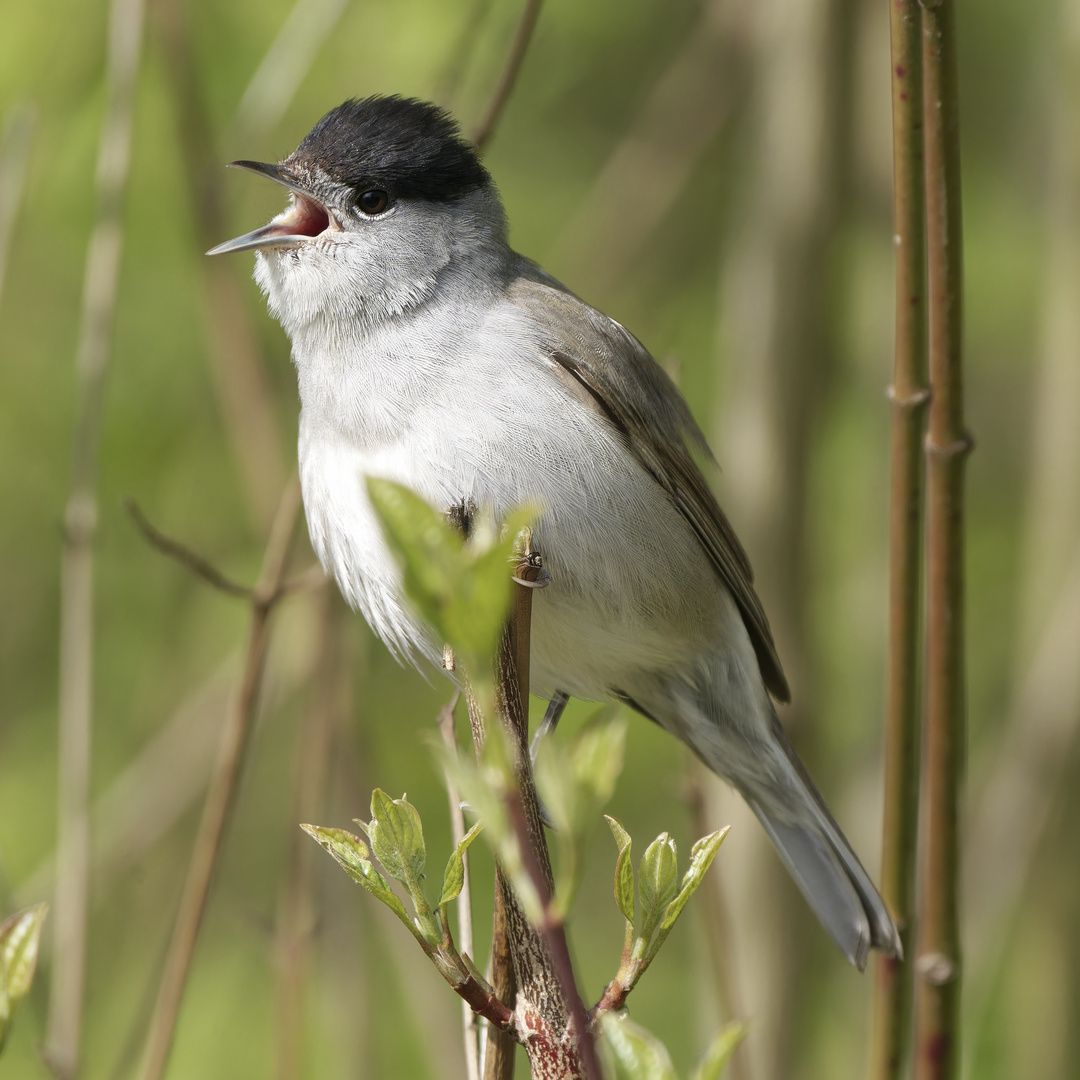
[871,1,929,1077]
[914,3,970,1078]
[46,0,146,1073]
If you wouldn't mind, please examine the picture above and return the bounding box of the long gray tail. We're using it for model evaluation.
[676,695,901,969]
[742,716,901,969]
[747,794,900,970]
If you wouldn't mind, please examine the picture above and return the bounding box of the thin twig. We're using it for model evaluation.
[273,588,340,1080]
[136,475,302,1080]
[437,692,482,1080]
[125,499,252,597]
[914,2,970,1078]
[871,1,929,1077]
[16,662,234,911]
[126,498,325,598]
[470,0,543,151]
[45,0,147,1074]
[277,562,329,596]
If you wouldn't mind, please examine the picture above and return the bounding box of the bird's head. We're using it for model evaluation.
[209,96,507,333]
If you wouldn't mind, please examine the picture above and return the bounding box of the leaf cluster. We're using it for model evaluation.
[602,817,729,1001]
[0,903,48,1056]
[303,792,486,991]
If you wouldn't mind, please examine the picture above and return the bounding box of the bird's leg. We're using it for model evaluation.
[529,691,569,830]
[530,690,569,765]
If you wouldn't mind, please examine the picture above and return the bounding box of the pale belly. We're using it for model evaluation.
[297,388,731,703]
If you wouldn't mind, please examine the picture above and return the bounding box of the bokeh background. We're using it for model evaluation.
[1,0,1078,1077]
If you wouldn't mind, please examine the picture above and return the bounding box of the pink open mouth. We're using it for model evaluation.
[286,194,331,238]
[206,171,341,257]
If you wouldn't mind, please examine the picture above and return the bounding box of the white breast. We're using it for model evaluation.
[293,290,736,701]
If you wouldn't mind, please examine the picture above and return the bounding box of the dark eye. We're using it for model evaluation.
[357,189,390,215]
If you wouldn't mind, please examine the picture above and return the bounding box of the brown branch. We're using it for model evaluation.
[125,499,253,597]
[470,0,543,152]
[872,2,930,1078]
[484,881,518,1080]
[45,0,147,1074]
[504,790,601,1080]
[277,562,328,595]
[126,499,324,599]
[273,587,340,1080]
[913,3,970,1079]
[493,554,600,1080]
[136,475,302,1080]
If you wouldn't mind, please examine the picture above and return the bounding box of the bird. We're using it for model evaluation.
[208,94,900,969]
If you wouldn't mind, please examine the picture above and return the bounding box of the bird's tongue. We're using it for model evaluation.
[206,194,331,256]
[278,194,329,238]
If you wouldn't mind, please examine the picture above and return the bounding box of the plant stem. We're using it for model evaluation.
[470,0,543,151]
[273,588,340,1080]
[46,0,146,1074]
[438,694,484,1080]
[871,1,929,1078]
[914,2,970,1078]
[484,883,517,1080]
[136,476,301,1080]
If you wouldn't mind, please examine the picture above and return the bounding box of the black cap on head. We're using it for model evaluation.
[288,96,490,203]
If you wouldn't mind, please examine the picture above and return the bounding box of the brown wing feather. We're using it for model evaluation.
[510,275,791,703]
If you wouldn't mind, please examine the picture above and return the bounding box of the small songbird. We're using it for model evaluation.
[209,95,900,968]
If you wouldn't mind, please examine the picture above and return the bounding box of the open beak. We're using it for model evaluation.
[206,161,335,256]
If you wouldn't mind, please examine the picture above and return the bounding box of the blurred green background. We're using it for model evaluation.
[1,0,1078,1077]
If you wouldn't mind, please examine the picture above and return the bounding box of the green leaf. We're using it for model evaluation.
[435,726,543,924]
[440,820,484,907]
[367,790,427,894]
[449,521,522,661]
[569,709,626,826]
[366,479,533,671]
[660,827,729,934]
[301,824,411,927]
[690,1022,747,1080]
[637,833,678,944]
[599,1011,678,1080]
[605,815,635,925]
[366,478,464,642]
[0,903,48,1055]
[536,710,626,837]
[606,815,632,851]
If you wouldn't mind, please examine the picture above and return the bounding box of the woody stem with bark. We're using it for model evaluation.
[913,3,970,1079]
[871,1,929,1078]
